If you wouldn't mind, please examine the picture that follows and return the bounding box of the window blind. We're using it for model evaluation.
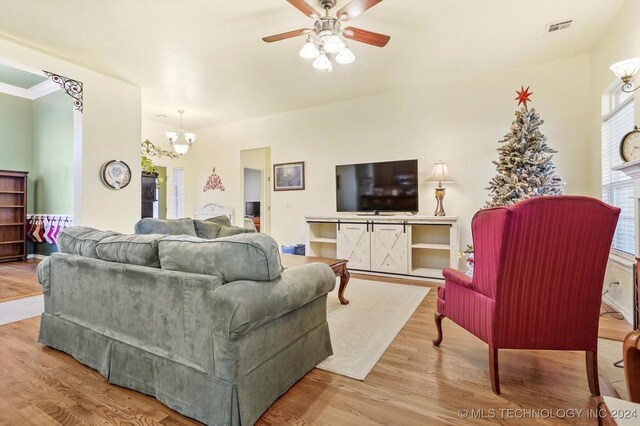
[602,97,635,255]
[173,168,184,219]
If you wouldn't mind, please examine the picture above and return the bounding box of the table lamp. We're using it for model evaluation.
[427,162,453,216]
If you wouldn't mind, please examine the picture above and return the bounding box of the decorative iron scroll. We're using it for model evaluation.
[43,71,83,112]
[141,139,179,159]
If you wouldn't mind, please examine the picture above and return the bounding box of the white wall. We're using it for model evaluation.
[590,0,640,323]
[0,36,141,233]
[181,54,593,247]
[244,168,262,203]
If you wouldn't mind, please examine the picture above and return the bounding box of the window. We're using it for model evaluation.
[173,168,184,219]
[602,86,635,255]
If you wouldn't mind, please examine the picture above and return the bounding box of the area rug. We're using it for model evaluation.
[317,278,429,380]
[0,295,44,325]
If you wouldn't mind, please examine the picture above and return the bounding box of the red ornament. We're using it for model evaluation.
[514,85,533,108]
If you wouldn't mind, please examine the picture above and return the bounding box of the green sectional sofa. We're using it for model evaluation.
[37,225,335,425]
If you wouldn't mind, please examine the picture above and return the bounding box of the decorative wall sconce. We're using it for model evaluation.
[610,58,640,93]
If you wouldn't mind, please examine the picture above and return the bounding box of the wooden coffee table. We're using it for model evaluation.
[281,255,350,305]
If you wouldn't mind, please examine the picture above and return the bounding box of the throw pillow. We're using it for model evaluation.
[158,233,283,283]
[58,226,122,259]
[204,215,232,227]
[194,220,222,239]
[96,234,164,268]
[134,218,197,236]
[218,225,255,238]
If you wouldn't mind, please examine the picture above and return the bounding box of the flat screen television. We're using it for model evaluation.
[336,159,418,213]
[245,201,260,217]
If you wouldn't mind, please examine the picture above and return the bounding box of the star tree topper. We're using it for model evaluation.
[515,85,533,108]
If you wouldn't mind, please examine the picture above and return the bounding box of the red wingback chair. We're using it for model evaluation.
[433,196,620,395]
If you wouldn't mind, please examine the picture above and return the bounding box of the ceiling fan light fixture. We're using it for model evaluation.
[299,38,320,59]
[262,0,390,73]
[322,33,345,53]
[336,46,355,64]
[313,50,331,70]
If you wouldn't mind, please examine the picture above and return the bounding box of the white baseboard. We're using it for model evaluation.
[27,254,48,260]
[602,293,634,326]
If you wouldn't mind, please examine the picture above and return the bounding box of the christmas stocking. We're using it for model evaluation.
[33,217,43,243]
[44,217,56,244]
[51,217,62,244]
[26,216,35,242]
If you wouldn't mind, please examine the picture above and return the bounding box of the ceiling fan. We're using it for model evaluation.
[262,0,390,71]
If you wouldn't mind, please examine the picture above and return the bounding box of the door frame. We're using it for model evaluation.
[240,147,271,234]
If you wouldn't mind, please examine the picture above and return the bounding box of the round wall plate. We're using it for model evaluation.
[100,160,132,190]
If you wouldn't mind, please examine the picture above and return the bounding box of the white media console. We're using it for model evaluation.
[305,214,459,281]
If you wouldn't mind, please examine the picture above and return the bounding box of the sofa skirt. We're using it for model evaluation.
[38,309,333,425]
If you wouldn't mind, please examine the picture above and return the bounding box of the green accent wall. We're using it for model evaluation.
[0,63,47,88]
[0,91,73,256]
[33,91,73,215]
[0,93,35,213]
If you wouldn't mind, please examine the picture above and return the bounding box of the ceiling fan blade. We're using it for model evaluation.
[262,28,311,43]
[336,0,383,21]
[342,27,390,47]
[286,0,321,19]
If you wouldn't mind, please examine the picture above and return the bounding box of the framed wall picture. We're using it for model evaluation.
[273,161,305,191]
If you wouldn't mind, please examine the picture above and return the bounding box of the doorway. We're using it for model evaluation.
[154,166,167,219]
[240,147,271,234]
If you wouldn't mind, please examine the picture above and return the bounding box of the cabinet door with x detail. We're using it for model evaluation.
[371,223,408,274]
[337,223,371,270]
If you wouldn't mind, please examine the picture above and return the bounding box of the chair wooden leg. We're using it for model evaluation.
[586,351,601,396]
[489,347,500,395]
[432,312,445,346]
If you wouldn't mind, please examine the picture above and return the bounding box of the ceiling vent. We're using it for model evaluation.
[545,19,573,34]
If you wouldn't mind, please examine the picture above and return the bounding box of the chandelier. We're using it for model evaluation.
[165,110,195,155]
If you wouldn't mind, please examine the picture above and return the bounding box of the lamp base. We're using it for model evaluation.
[434,186,446,216]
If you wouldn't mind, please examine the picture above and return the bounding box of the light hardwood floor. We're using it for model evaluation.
[0,259,41,302]
[0,263,632,425]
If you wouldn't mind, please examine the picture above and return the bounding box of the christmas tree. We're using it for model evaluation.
[485,86,563,208]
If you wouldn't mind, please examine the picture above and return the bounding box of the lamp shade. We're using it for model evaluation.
[610,58,640,80]
[427,162,453,184]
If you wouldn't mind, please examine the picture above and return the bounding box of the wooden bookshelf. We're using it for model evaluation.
[0,170,28,262]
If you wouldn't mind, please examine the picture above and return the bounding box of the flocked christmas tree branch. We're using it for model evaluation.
[485,87,564,208]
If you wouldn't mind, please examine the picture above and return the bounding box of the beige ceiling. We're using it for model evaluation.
[0,0,625,129]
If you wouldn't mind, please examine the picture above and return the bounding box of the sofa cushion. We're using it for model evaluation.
[134,218,197,236]
[159,233,283,283]
[193,220,222,239]
[204,215,232,227]
[96,234,163,268]
[57,226,121,258]
[218,225,255,238]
